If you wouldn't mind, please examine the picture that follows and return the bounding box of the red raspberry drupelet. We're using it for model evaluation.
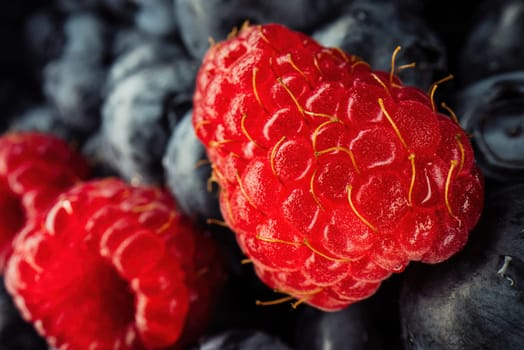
[193,23,484,311]
[0,132,89,271]
[5,178,225,349]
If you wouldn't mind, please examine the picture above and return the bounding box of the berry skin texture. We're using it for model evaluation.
[5,178,225,350]
[400,183,524,350]
[456,72,524,182]
[163,109,222,223]
[312,0,447,89]
[99,49,197,185]
[175,0,346,59]
[0,131,89,271]
[193,23,484,311]
[194,329,292,350]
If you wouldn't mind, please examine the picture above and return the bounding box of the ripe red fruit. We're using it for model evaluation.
[5,178,225,349]
[0,131,89,270]
[193,23,484,311]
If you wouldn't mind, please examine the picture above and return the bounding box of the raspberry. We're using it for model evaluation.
[5,178,225,349]
[193,23,484,311]
[0,131,89,271]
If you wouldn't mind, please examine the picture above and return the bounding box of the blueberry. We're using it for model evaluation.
[163,109,221,223]
[133,0,178,37]
[111,27,152,57]
[295,277,403,350]
[24,10,64,72]
[57,0,177,37]
[312,0,447,89]
[55,0,137,19]
[204,242,300,347]
[459,0,524,85]
[414,0,480,78]
[8,104,79,142]
[100,0,139,20]
[193,329,292,350]
[25,10,110,70]
[295,304,385,350]
[43,58,106,133]
[35,11,111,136]
[0,278,48,350]
[81,131,121,178]
[455,72,524,182]
[175,0,346,59]
[106,39,185,92]
[99,58,197,184]
[400,183,524,349]
[61,11,110,64]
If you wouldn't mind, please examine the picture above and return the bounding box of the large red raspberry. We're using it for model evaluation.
[193,23,484,311]
[5,178,225,349]
[0,131,89,271]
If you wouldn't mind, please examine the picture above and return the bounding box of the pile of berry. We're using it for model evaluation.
[1,0,523,349]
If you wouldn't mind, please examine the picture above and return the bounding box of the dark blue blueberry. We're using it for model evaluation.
[100,0,138,19]
[0,278,48,350]
[295,304,385,350]
[163,109,221,223]
[400,183,524,349]
[295,277,403,350]
[455,72,524,182]
[98,57,197,184]
[81,131,121,178]
[106,39,185,91]
[25,10,110,71]
[8,104,79,142]
[175,0,346,59]
[111,27,153,57]
[458,0,524,86]
[29,11,110,136]
[57,0,177,37]
[203,240,300,347]
[312,0,447,89]
[133,0,178,37]
[192,330,292,350]
[55,0,137,19]
[411,0,480,79]
[23,10,65,73]
[43,58,106,133]
[60,11,110,64]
